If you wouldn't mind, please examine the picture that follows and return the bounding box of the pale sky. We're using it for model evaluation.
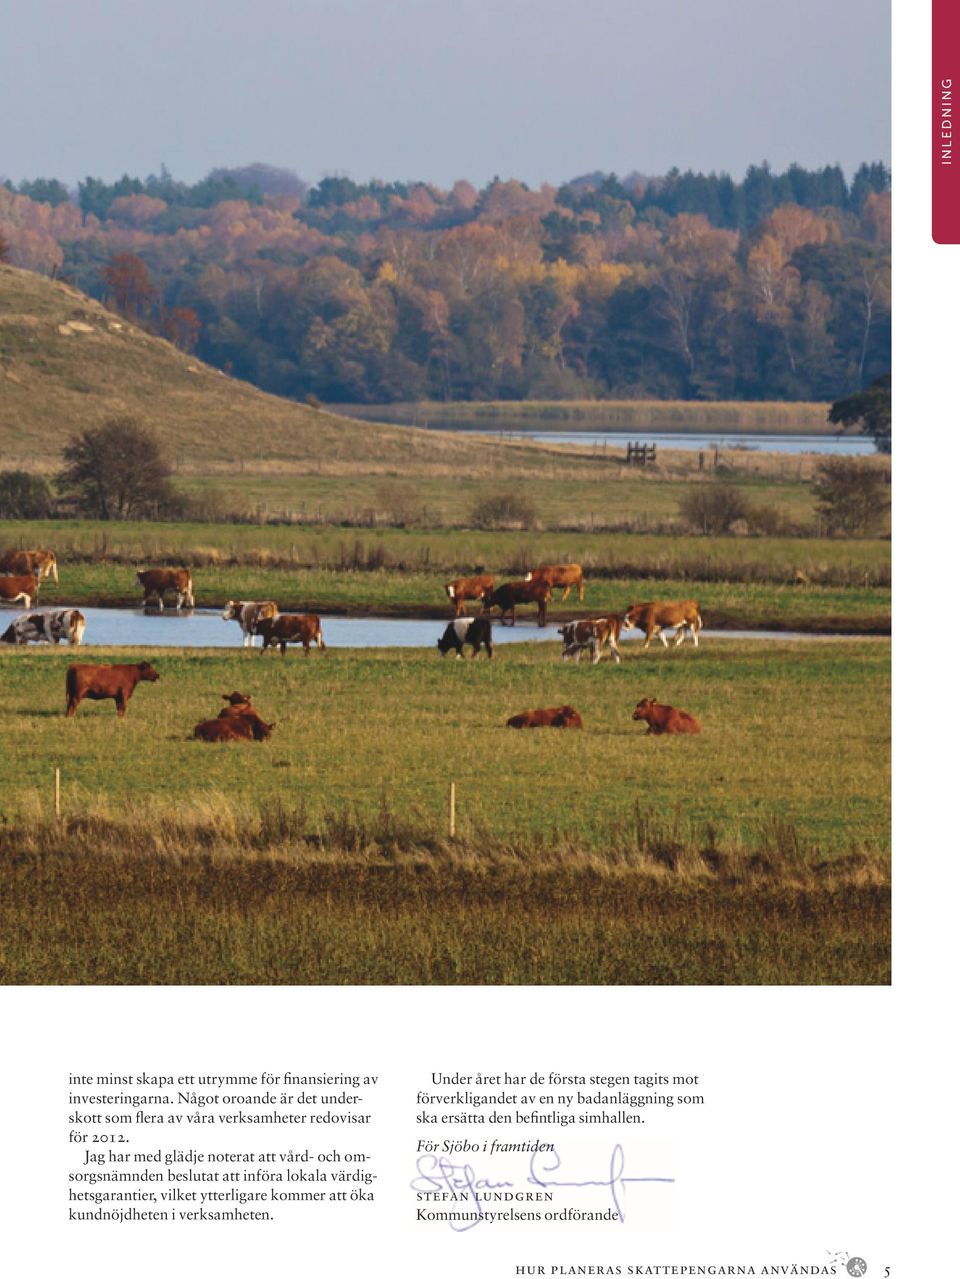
[1,0,890,189]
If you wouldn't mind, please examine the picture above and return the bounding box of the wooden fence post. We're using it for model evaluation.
[448,781,456,839]
[54,768,61,822]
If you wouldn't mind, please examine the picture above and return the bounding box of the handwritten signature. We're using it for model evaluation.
[411,1146,674,1232]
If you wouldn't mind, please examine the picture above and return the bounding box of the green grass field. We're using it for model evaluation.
[0,638,890,985]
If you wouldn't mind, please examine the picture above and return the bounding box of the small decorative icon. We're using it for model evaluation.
[846,1260,867,1277]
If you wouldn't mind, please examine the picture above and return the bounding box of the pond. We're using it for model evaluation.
[424,428,875,456]
[5,607,853,649]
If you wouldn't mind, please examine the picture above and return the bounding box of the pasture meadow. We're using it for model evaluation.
[0,638,890,985]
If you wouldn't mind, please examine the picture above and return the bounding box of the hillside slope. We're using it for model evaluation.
[0,265,597,477]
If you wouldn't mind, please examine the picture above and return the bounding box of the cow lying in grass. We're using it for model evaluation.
[506,705,583,729]
[632,698,701,735]
[558,616,623,664]
[66,662,159,718]
[194,692,275,742]
[437,617,493,659]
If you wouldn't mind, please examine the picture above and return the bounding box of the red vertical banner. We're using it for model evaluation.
[934,0,960,241]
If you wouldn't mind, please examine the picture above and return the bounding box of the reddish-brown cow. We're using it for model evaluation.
[631,698,701,735]
[483,579,552,627]
[445,574,495,617]
[135,568,194,611]
[193,718,258,743]
[256,613,325,656]
[65,662,160,718]
[0,574,37,607]
[506,705,583,729]
[525,563,584,602]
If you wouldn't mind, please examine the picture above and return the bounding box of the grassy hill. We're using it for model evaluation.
[0,265,603,477]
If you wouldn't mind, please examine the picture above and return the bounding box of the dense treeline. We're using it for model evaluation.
[1,161,890,404]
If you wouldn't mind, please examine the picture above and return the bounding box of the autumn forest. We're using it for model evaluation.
[0,160,890,405]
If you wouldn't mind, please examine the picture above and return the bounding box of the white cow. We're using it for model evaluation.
[222,600,280,647]
[0,608,86,645]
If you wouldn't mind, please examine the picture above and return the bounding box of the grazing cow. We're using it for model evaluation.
[135,568,194,611]
[0,549,59,584]
[506,705,583,729]
[221,599,279,647]
[558,615,623,665]
[632,697,701,735]
[525,563,584,602]
[0,574,37,608]
[445,574,495,617]
[1,608,85,646]
[65,661,159,718]
[482,579,552,627]
[437,617,494,659]
[256,613,325,656]
[623,600,703,649]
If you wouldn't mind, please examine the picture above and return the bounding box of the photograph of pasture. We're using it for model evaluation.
[0,1,889,985]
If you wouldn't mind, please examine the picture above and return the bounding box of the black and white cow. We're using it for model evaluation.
[0,608,86,646]
[437,616,493,659]
[222,600,279,647]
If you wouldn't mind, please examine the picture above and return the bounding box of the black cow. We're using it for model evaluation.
[437,617,493,659]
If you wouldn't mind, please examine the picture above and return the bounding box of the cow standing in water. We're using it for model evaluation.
[1,609,85,645]
[256,613,325,656]
[222,600,279,647]
[135,568,194,611]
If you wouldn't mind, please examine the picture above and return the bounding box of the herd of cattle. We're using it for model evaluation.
[1,549,706,737]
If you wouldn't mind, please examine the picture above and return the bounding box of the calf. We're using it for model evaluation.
[483,579,552,627]
[558,616,623,665]
[445,574,495,617]
[437,617,493,659]
[0,549,59,584]
[1,608,85,646]
[135,568,194,611]
[65,661,160,718]
[256,613,325,656]
[525,563,584,602]
[221,599,279,647]
[0,574,37,608]
[623,600,703,649]
[632,697,701,735]
[506,705,583,729]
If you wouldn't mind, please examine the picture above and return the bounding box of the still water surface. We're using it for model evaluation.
[38,608,844,648]
[433,428,873,456]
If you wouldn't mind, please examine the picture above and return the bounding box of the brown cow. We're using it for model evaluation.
[215,693,274,740]
[632,698,701,735]
[483,579,552,627]
[0,574,38,608]
[525,563,584,602]
[256,613,325,656]
[445,574,495,617]
[0,549,59,584]
[194,718,259,743]
[135,568,194,611]
[506,705,583,729]
[65,661,160,718]
[623,600,703,649]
